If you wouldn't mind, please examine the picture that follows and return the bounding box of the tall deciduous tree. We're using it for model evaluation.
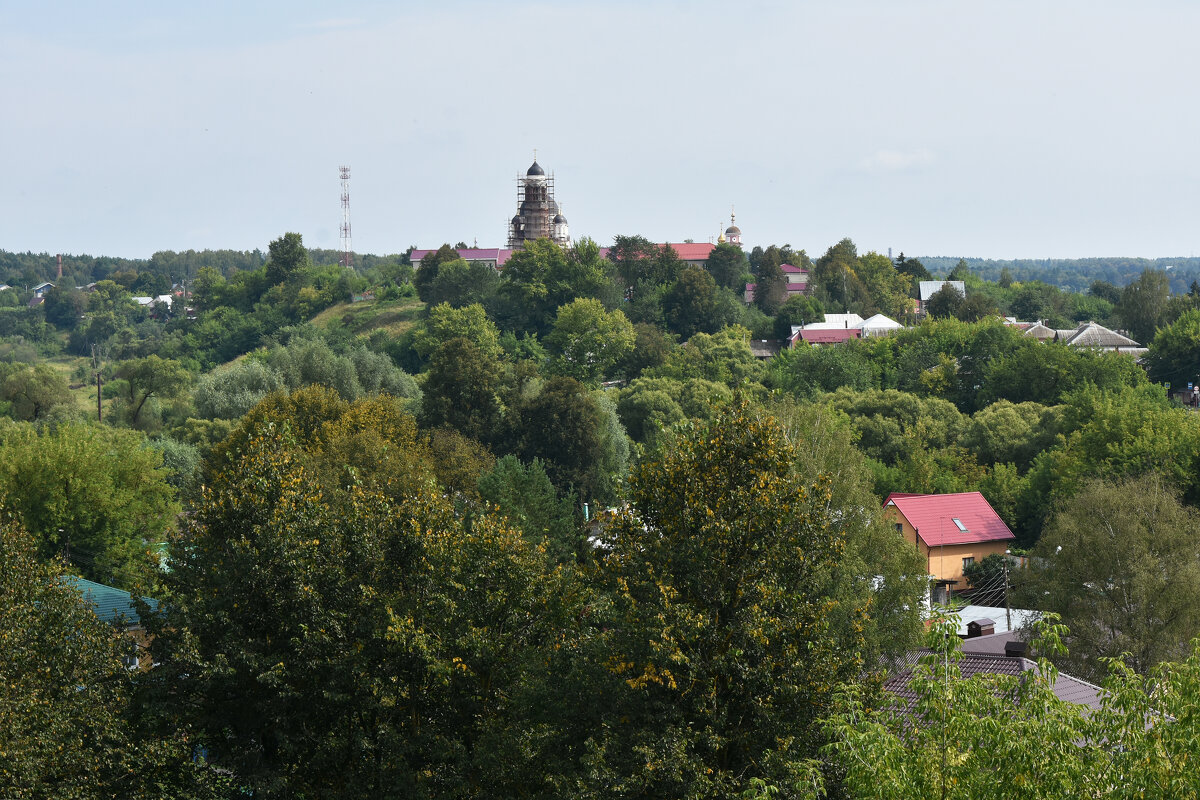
[1026,473,1200,681]
[0,363,74,421]
[114,355,192,426]
[705,241,749,290]
[0,520,226,799]
[662,266,724,340]
[1145,307,1200,390]
[147,420,571,798]
[265,232,311,287]
[1117,268,1171,344]
[587,399,873,796]
[0,422,178,589]
[545,297,635,384]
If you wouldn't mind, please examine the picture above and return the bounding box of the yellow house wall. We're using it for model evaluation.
[884,506,1011,588]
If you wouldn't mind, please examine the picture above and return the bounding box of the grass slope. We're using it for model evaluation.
[308,296,425,338]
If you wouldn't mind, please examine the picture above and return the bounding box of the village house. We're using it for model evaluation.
[883,491,1016,595]
[917,280,965,316]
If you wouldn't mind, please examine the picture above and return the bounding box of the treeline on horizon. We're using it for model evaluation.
[4,246,1200,294]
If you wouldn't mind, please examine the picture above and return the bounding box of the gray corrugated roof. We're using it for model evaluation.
[1061,321,1141,348]
[919,280,965,301]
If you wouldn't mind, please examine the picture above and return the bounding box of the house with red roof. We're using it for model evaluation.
[883,492,1016,590]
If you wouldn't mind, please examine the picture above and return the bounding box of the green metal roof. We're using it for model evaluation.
[63,575,157,627]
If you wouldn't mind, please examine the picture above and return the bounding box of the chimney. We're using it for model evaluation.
[1004,640,1028,659]
[966,618,995,638]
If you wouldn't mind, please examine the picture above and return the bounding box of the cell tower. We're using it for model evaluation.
[339,165,353,269]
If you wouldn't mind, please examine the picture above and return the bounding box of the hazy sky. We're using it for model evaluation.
[3,1,1198,261]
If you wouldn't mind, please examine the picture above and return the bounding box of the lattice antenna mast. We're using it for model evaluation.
[339,165,353,269]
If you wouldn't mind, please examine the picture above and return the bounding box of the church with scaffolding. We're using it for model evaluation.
[507,158,571,249]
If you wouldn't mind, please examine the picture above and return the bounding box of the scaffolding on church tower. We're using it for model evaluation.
[508,156,566,248]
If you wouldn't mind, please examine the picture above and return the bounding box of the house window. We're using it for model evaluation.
[962,556,975,571]
[952,518,968,532]
[895,523,903,533]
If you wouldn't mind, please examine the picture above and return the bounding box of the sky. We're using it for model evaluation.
[3,0,1198,261]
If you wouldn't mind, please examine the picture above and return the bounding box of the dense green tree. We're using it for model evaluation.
[770,398,927,664]
[1089,278,1122,305]
[825,387,965,466]
[662,266,726,340]
[409,302,503,362]
[772,294,825,340]
[0,520,228,799]
[496,238,616,335]
[0,363,74,421]
[0,422,178,588]
[616,376,733,446]
[413,243,459,303]
[512,376,627,504]
[857,251,912,319]
[947,258,972,281]
[766,341,880,399]
[43,285,87,329]
[648,325,765,387]
[1017,385,1200,543]
[704,241,749,290]
[620,322,678,379]
[609,235,684,294]
[266,335,419,403]
[588,399,879,796]
[955,292,999,322]
[113,355,191,426]
[1145,307,1200,390]
[1117,268,1170,344]
[423,426,495,500]
[265,232,311,286]
[477,455,580,563]
[148,421,572,798]
[193,359,284,420]
[545,298,635,385]
[810,238,867,311]
[893,252,932,282]
[960,400,1062,471]
[1009,280,1067,325]
[977,341,1147,407]
[423,257,500,309]
[890,317,1031,411]
[753,245,788,316]
[1027,474,1200,681]
[420,337,513,446]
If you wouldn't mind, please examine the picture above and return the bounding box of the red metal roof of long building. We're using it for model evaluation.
[410,248,515,266]
[884,491,1015,548]
[663,242,716,261]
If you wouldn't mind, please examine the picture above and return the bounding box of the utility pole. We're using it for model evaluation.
[1003,549,1012,631]
[92,343,103,423]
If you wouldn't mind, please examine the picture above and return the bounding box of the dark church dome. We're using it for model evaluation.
[527,161,545,176]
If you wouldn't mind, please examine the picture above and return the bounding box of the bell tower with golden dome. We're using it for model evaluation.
[723,206,742,247]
